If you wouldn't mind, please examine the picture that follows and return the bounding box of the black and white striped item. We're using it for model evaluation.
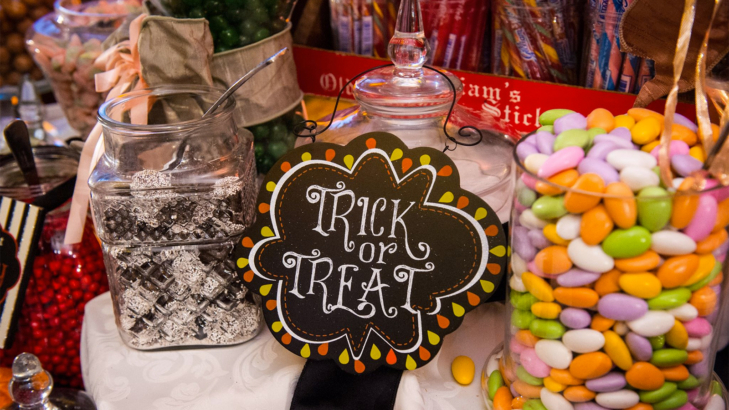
[0,197,44,349]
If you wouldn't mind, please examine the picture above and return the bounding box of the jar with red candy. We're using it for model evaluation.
[0,145,108,388]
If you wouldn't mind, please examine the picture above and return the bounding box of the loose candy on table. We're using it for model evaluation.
[500,107,729,410]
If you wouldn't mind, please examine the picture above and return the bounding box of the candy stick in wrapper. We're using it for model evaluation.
[461,0,488,71]
[352,0,362,55]
[492,0,506,73]
[635,58,654,93]
[500,5,544,79]
[387,0,398,41]
[598,0,625,90]
[429,0,459,66]
[372,0,388,57]
[335,0,354,52]
[361,0,374,56]
[443,0,469,68]
[618,53,640,93]
[525,0,567,83]
[546,0,577,83]
[455,0,476,69]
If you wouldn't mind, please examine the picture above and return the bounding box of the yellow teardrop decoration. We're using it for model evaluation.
[301,152,312,162]
[339,349,350,365]
[259,284,272,296]
[420,155,431,166]
[439,192,454,203]
[490,245,506,257]
[301,344,311,358]
[481,280,495,293]
[427,331,440,345]
[343,155,354,169]
[266,181,276,192]
[390,148,403,161]
[261,226,274,237]
[236,258,249,268]
[370,344,381,360]
[474,207,487,220]
[406,355,417,370]
[452,302,465,317]
[272,321,283,332]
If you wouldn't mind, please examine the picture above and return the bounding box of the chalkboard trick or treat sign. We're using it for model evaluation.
[234,132,507,374]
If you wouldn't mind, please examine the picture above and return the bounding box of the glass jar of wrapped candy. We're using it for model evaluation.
[25,0,142,137]
[0,146,108,388]
[89,85,261,350]
[483,108,729,410]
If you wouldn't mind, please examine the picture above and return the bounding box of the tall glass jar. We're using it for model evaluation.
[0,146,108,389]
[25,0,142,137]
[483,123,729,410]
[89,85,261,350]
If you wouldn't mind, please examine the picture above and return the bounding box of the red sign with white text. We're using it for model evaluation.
[292,45,696,138]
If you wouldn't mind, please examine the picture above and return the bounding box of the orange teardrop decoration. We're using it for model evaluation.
[241,237,254,247]
[281,333,292,345]
[354,360,366,373]
[456,196,469,209]
[366,138,377,149]
[437,315,450,328]
[402,158,413,173]
[485,225,499,236]
[243,270,254,282]
[487,263,502,275]
[326,149,336,161]
[386,349,397,365]
[280,162,291,172]
[467,291,480,306]
[318,343,329,356]
[437,165,453,176]
[419,346,431,361]
[258,203,270,213]
[266,300,277,310]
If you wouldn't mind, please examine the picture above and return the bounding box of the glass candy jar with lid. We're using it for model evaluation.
[26,0,143,137]
[297,0,515,224]
[89,85,262,350]
[0,145,108,388]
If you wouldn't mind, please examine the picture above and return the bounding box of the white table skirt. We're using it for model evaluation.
[81,292,505,410]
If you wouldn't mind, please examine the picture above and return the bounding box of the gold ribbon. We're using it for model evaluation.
[658,0,698,188]
[64,14,148,245]
[694,0,723,157]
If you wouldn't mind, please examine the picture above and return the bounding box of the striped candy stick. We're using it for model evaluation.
[371,0,387,57]
[525,0,568,83]
[618,53,641,93]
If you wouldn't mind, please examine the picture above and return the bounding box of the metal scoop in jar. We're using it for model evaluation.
[165,47,289,171]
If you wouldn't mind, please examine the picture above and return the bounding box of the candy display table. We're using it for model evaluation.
[81,292,505,410]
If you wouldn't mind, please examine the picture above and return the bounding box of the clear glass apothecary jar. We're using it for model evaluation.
[298,0,515,225]
[89,85,261,350]
[483,110,729,410]
[26,0,142,137]
[0,146,108,389]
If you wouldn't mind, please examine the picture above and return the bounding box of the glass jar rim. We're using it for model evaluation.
[55,0,134,20]
[0,146,79,200]
[98,85,236,134]
[513,133,725,199]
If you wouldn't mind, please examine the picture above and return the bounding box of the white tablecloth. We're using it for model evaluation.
[81,292,505,410]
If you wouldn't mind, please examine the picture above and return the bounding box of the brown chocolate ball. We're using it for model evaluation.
[6,33,25,54]
[5,71,21,85]
[0,47,10,64]
[2,0,28,20]
[16,18,33,34]
[13,54,33,73]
